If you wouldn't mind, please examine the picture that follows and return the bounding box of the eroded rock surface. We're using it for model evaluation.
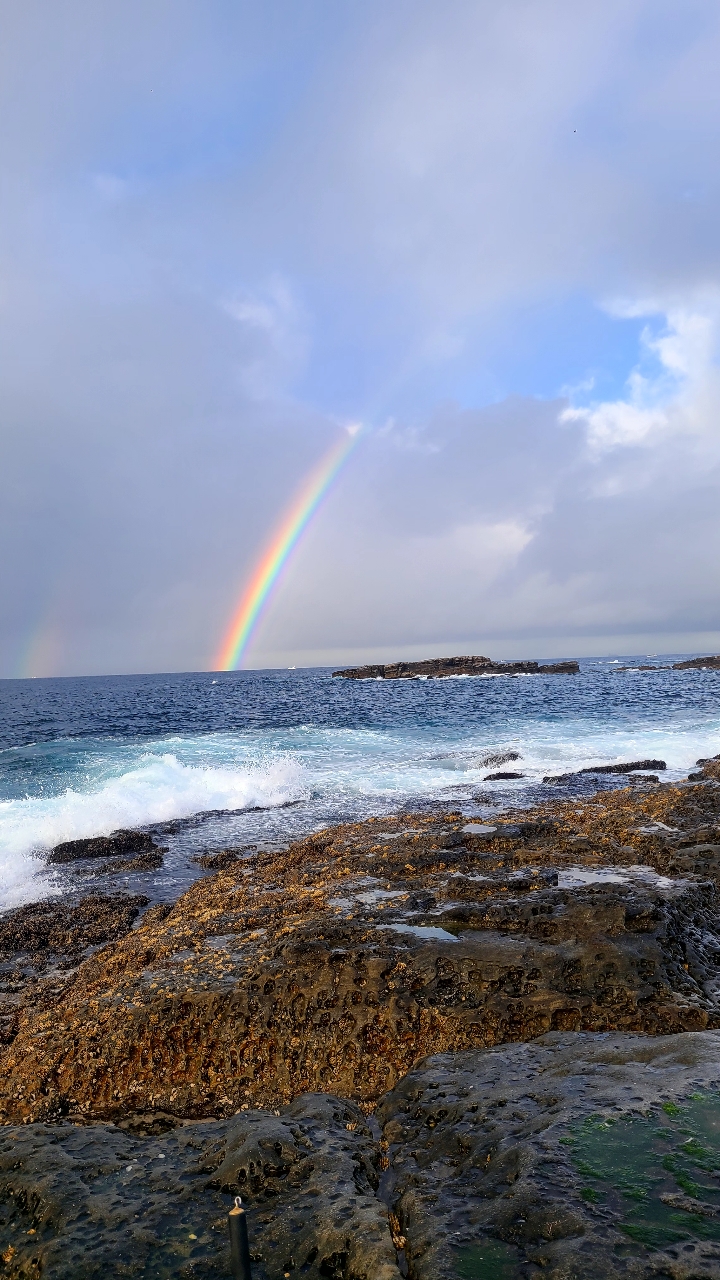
[2,1031,720,1279]
[2,776,720,1124]
[0,1094,399,1280]
[378,1029,720,1278]
[0,894,148,1049]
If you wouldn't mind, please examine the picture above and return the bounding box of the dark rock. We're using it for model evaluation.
[479,749,522,767]
[578,759,667,775]
[673,654,720,670]
[5,1031,720,1278]
[627,774,660,784]
[332,656,580,679]
[483,770,525,780]
[377,1030,720,1279]
[545,759,667,782]
[0,1094,400,1280]
[47,829,159,864]
[192,847,256,870]
[80,850,165,874]
[0,894,148,960]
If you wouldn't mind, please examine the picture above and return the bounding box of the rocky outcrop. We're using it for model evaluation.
[673,655,720,670]
[2,776,720,1126]
[544,759,667,783]
[3,777,720,1275]
[0,894,149,1049]
[47,829,162,864]
[332,656,580,679]
[3,1030,720,1279]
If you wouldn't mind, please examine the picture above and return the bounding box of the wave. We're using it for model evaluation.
[0,752,307,906]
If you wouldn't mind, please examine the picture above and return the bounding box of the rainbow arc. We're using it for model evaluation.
[215,427,362,670]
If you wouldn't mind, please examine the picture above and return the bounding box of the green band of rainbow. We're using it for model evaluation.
[215,428,361,670]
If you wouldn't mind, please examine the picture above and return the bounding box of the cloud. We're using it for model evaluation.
[1,2,720,674]
[563,299,720,456]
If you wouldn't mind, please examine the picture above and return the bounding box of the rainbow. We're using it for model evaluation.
[215,427,362,670]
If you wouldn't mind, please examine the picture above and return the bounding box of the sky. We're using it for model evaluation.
[2,0,720,676]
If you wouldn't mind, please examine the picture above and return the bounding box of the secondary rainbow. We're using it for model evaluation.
[215,427,362,670]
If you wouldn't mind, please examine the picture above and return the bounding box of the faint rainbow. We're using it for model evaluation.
[215,426,363,670]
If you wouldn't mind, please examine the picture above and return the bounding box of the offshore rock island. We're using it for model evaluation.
[332,655,580,679]
[2,758,720,1275]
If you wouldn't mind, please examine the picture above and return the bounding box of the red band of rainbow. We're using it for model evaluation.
[214,427,362,670]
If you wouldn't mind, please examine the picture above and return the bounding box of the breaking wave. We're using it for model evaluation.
[0,752,307,907]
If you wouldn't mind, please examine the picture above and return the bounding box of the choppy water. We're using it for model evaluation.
[1,657,719,909]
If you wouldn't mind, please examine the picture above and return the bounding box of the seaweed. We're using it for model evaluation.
[563,1093,720,1250]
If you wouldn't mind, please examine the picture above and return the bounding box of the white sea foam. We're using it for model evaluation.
[0,752,307,907]
[1,711,718,912]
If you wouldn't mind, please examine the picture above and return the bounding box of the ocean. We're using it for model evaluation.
[1,657,719,911]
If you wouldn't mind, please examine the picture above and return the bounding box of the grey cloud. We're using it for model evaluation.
[2,1,720,674]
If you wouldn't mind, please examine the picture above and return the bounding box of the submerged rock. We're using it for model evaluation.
[191,846,256,870]
[478,750,522,767]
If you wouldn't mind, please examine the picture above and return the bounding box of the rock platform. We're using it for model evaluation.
[2,1032,720,1278]
[2,760,720,1276]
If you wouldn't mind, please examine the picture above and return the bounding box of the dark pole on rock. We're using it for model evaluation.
[228,1195,252,1280]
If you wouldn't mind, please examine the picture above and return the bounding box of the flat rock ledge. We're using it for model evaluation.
[2,1031,720,1278]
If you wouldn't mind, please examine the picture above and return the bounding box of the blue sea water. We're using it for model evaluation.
[0,657,719,910]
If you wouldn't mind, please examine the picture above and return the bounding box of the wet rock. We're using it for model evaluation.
[377,1029,720,1279]
[479,750,522,768]
[0,1094,400,1280]
[578,759,667,775]
[0,894,148,962]
[673,655,720,670]
[3,798,720,1124]
[545,759,667,783]
[484,771,525,780]
[80,850,165,875]
[192,847,256,870]
[332,656,580,679]
[47,829,160,864]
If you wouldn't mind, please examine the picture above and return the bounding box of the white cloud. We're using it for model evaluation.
[562,300,720,459]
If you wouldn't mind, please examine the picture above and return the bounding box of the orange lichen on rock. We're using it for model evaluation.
[1,774,720,1125]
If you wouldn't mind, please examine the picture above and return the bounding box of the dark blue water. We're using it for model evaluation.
[1,657,718,908]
